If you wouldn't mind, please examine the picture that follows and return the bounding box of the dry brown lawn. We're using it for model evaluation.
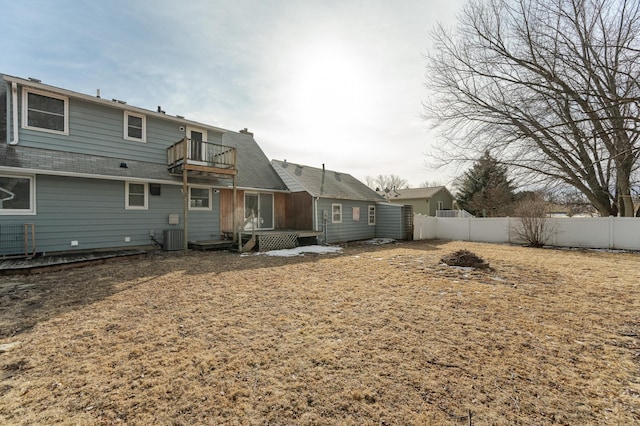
[1,240,639,425]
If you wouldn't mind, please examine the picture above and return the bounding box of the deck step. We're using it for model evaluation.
[241,238,256,252]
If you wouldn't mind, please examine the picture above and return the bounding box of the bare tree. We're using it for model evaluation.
[365,175,410,191]
[418,179,443,188]
[424,0,640,216]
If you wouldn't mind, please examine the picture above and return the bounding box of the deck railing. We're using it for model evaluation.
[167,137,237,174]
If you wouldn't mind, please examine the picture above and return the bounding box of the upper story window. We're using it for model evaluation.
[368,205,376,225]
[125,182,148,210]
[124,111,146,142]
[189,187,211,210]
[332,203,342,223]
[0,174,36,215]
[22,88,68,135]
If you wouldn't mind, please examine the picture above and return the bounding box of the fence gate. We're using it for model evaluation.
[401,205,414,240]
[0,224,36,258]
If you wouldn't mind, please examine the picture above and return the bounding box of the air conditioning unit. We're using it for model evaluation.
[163,229,184,251]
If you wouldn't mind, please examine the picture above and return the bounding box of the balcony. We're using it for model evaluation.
[167,137,237,178]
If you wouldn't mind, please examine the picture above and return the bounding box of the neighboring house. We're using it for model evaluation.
[271,160,413,243]
[385,186,455,216]
[0,74,287,256]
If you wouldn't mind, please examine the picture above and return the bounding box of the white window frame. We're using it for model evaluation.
[189,186,212,211]
[125,182,148,210]
[368,205,376,225]
[0,174,36,215]
[124,111,146,142]
[22,87,69,135]
[332,203,342,223]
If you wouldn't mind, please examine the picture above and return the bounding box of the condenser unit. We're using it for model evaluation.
[162,229,184,251]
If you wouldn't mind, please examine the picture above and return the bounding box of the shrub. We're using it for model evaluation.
[512,197,553,247]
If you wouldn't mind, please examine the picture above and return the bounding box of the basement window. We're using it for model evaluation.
[22,88,68,135]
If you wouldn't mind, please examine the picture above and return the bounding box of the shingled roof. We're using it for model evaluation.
[385,186,451,200]
[1,134,288,191]
[271,159,385,202]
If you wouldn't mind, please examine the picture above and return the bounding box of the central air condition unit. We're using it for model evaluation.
[163,229,184,251]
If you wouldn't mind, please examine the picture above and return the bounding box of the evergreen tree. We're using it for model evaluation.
[456,152,515,217]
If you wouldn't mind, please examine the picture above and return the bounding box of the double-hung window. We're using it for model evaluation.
[124,111,146,142]
[332,203,342,223]
[189,187,211,210]
[0,174,36,215]
[125,182,148,210]
[368,205,376,225]
[22,88,68,134]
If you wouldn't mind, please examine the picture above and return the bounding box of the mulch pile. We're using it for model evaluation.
[440,249,490,269]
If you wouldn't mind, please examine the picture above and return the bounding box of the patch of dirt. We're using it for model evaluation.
[1,240,639,424]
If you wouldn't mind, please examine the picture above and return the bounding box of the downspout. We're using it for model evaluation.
[9,82,19,145]
[313,196,319,231]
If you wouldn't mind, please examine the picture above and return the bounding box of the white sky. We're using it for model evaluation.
[1,0,465,187]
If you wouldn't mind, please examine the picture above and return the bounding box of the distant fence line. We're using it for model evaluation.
[413,215,640,251]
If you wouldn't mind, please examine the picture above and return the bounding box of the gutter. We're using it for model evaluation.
[9,81,18,145]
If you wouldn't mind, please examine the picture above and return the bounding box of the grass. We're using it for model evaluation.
[1,240,639,424]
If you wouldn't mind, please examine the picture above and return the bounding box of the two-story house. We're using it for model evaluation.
[1,74,414,258]
[0,74,288,256]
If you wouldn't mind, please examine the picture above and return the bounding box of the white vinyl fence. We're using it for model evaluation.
[413,215,640,250]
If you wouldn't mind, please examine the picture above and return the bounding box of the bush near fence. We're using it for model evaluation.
[413,215,640,251]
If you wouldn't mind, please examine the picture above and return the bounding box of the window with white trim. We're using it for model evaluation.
[125,182,148,210]
[0,174,35,215]
[124,111,146,142]
[189,187,212,210]
[368,205,376,225]
[332,203,342,223]
[22,88,68,134]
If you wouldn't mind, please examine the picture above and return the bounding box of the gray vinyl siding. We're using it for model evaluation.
[375,203,405,239]
[14,86,223,163]
[1,175,220,254]
[316,198,376,243]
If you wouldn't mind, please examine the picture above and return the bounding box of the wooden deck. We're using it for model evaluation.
[235,229,323,252]
[0,249,148,275]
[188,240,234,251]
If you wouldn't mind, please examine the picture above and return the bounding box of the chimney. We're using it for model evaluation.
[239,128,254,136]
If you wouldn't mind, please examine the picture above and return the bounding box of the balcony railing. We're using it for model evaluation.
[167,137,237,177]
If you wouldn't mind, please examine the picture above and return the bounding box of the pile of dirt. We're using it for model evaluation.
[440,249,490,269]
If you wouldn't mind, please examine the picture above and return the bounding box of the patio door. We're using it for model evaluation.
[187,127,207,164]
[244,193,273,230]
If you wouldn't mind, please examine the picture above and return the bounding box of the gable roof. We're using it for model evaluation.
[386,186,452,200]
[271,160,385,202]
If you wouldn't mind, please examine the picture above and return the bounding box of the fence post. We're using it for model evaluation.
[609,216,614,249]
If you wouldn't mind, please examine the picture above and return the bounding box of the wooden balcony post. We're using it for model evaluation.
[182,136,189,254]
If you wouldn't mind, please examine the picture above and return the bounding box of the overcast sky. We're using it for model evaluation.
[2,0,465,187]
